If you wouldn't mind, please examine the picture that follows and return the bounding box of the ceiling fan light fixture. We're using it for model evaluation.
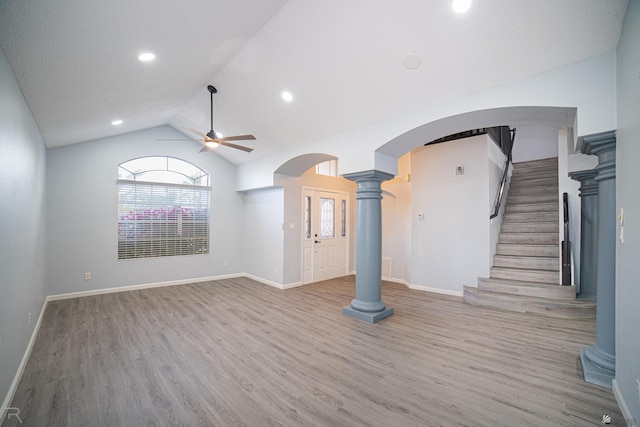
[205,141,219,148]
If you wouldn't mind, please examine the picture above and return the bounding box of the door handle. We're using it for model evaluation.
[314,240,321,244]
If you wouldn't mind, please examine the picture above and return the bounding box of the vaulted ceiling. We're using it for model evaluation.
[0,0,628,164]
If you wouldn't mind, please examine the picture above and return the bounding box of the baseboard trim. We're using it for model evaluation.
[46,273,245,301]
[383,277,464,298]
[242,273,285,290]
[409,284,463,298]
[1,296,48,425]
[282,281,304,289]
[612,379,638,427]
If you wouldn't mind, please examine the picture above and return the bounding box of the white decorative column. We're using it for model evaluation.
[342,170,394,323]
[579,130,616,388]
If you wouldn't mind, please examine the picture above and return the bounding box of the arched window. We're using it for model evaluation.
[117,156,210,259]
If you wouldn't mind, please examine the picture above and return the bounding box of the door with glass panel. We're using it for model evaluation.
[302,189,349,284]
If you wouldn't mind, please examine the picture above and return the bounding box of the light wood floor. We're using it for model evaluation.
[4,276,624,426]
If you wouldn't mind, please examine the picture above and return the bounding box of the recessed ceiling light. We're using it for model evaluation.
[111,119,123,126]
[138,52,155,62]
[281,91,293,102]
[452,0,472,13]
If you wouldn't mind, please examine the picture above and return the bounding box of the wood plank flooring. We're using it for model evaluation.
[3,276,625,426]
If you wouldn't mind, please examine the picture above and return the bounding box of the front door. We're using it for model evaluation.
[302,189,348,284]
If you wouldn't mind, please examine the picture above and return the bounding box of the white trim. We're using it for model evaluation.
[408,284,464,297]
[612,379,638,427]
[46,273,245,301]
[282,281,304,289]
[1,296,48,424]
[243,273,285,290]
[382,277,464,298]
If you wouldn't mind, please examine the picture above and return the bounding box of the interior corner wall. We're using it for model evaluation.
[46,126,246,296]
[615,0,640,421]
[381,152,412,283]
[0,47,48,413]
[409,135,493,294]
[277,169,356,286]
[241,187,284,285]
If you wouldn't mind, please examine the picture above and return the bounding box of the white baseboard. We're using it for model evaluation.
[242,273,285,290]
[613,379,638,427]
[383,277,463,298]
[282,281,304,289]
[408,284,463,298]
[46,273,245,301]
[1,295,48,424]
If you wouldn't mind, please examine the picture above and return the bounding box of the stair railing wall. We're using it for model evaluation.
[562,192,571,286]
[490,128,516,220]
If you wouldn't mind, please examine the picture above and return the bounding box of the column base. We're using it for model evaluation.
[342,305,393,323]
[580,346,615,388]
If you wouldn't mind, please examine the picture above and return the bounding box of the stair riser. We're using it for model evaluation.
[503,212,558,222]
[477,280,575,300]
[513,158,558,169]
[493,256,559,271]
[507,194,558,205]
[463,289,594,319]
[506,203,558,214]
[509,177,558,188]
[501,222,558,233]
[496,244,559,257]
[508,186,558,197]
[499,233,558,245]
[491,268,559,283]
[512,167,557,177]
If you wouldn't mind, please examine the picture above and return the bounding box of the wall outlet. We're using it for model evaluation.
[223,260,228,267]
[274,266,278,273]
[27,312,31,326]
[84,272,91,280]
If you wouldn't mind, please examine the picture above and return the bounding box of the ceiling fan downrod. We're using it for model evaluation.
[207,85,218,140]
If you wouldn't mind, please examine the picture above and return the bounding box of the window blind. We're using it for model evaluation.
[117,180,210,259]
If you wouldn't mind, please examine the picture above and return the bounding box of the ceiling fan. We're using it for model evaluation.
[160,85,256,153]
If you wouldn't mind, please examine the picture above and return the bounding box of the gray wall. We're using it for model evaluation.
[241,187,284,284]
[0,48,48,411]
[409,135,495,294]
[615,0,640,421]
[46,126,246,295]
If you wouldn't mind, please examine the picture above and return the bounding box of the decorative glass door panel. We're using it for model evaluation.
[302,189,348,284]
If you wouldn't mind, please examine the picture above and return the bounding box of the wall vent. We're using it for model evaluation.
[382,257,392,278]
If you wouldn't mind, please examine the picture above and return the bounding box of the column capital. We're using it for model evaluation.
[579,130,616,157]
[343,169,395,184]
[569,169,598,197]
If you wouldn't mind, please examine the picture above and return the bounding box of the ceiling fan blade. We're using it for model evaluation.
[183,127,207,138]
[217,134,257,142]
[218,141,254,152]
[157,138,197,141]
[198,145,210,153]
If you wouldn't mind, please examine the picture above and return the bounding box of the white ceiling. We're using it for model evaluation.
[0,0,628,165]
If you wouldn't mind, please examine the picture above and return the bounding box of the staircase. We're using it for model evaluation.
[463,157,595,319]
